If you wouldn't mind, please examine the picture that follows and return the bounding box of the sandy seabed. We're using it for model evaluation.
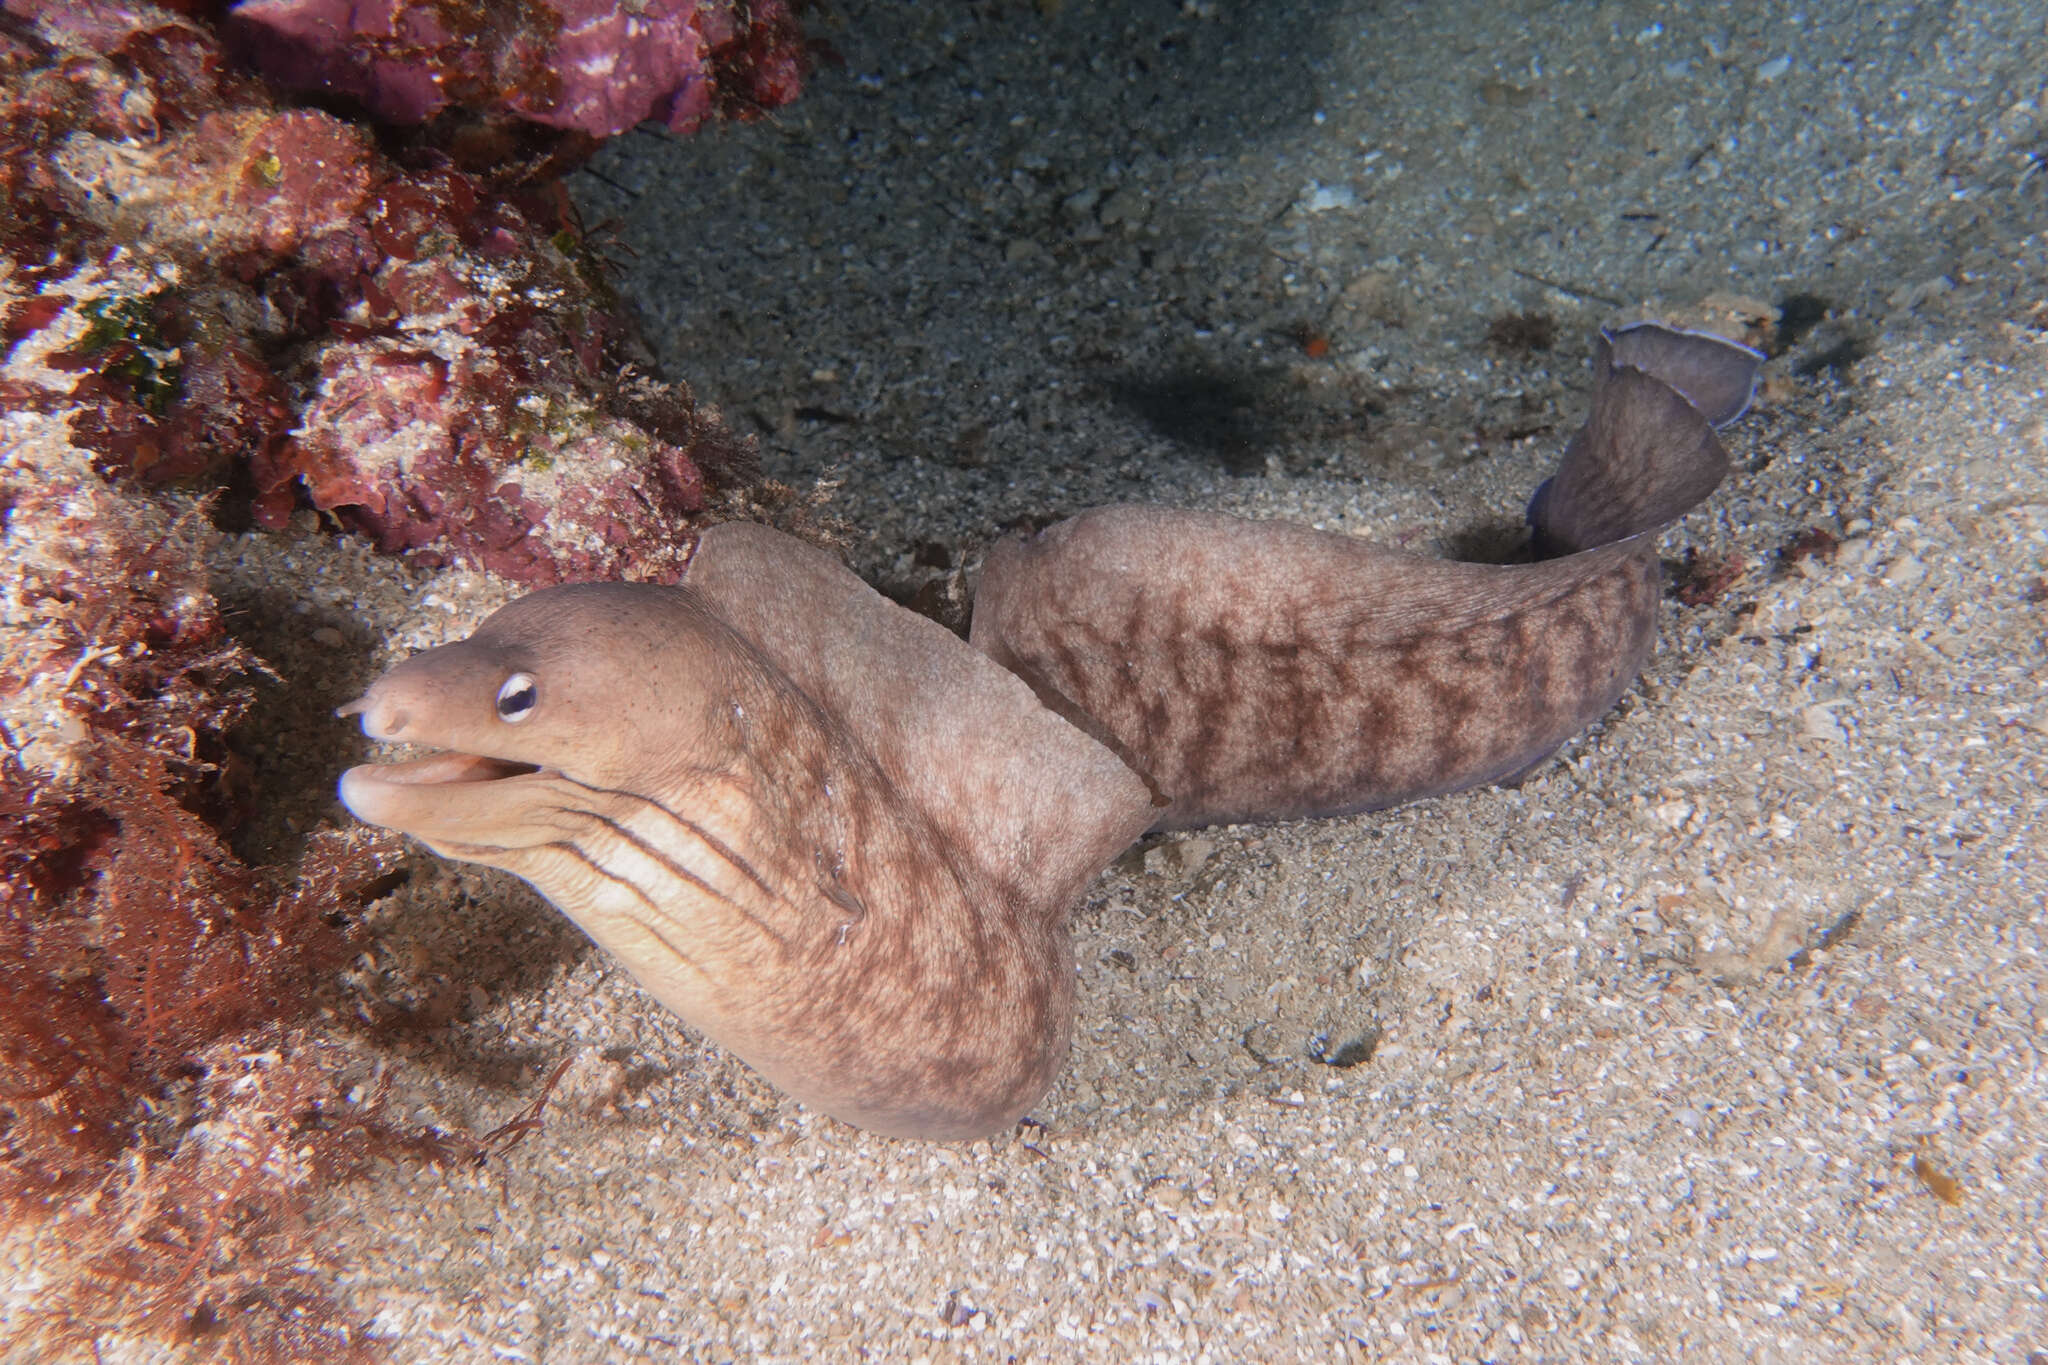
[22,1,2048,1361]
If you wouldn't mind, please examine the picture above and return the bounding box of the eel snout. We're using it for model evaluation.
[336,682,543,784]
[335,690,544,830]
[335,742,548,850]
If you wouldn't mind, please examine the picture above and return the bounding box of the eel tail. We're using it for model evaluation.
[1526,322,1765,558]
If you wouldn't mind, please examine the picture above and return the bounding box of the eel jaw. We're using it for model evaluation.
[346,750,541,788]
[339,749,554,850]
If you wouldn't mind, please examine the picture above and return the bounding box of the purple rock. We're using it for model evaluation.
[227,0,805,138]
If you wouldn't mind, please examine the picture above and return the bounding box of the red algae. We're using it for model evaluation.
[0,451,408,1359]
[0,3,792,1355]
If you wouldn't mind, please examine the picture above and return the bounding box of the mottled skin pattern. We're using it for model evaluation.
[976,514,1662,830]
[973,327,1760,832]
[338,325,1760,1138]
[339,526,1153,1140]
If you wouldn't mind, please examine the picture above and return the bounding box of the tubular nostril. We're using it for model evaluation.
[337,694,408,741]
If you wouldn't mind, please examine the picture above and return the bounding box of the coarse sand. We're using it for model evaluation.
[17,0,2048,1360]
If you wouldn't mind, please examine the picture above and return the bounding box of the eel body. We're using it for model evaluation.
[338,524,1155,1139]
[970,323,1763,830]
[338,321,1762,1136]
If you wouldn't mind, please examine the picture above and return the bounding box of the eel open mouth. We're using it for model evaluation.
[351,751,544,786]
[334,692,543,789]
[338,744,548,838]
[338,754,550,851]
[334,689,555,837]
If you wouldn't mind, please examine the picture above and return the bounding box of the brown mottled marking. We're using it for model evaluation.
[338,524,1155,1140]
[975,511,1663,829]
[972,324,1761,830]
[335,324,1760,1138]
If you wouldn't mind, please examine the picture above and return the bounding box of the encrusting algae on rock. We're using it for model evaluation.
[228,0,808,140]
[0,1,813,1356]
[2,0,770,586]
[0,443,414,1360]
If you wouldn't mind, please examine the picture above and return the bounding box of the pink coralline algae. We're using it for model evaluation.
[227,0,807,138]
[2,1,760,586]
[0,4,784,1352]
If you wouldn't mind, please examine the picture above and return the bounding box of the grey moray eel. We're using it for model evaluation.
[337,322,1763,1139]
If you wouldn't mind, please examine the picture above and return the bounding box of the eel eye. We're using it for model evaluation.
[495,672,538,723]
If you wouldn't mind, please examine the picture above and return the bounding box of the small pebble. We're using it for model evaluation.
[1882,555,1927,589]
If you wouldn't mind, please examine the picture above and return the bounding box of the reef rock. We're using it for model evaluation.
[2,1,759,585]
[227,0,807,138]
